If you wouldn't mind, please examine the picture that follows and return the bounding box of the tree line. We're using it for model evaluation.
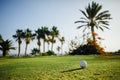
[0,26,65,57]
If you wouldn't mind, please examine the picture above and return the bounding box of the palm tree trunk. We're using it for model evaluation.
[18,42,21,57]
[39,45,40,52]
[25,43,28,56]
[91,26,96,42]
[3,50,6,57]
[43,40,45,53]
[47,43,49,51]
[3,50,8,57]
[51,43,53,51]
[61,43,63,54]
[37,39,41,53]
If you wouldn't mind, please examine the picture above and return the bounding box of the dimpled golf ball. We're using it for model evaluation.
[80,60,87,68]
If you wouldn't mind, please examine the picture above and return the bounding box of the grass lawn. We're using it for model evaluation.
[0,55,120,80]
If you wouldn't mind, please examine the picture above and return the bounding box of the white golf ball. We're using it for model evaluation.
[80,60,87,68]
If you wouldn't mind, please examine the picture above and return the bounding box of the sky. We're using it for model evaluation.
[0,0,120,55]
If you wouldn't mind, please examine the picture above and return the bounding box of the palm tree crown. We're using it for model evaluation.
[75,1,112,42]
[0,39,15,57]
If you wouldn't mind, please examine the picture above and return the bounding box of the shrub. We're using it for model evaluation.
[46,50,55,56]
[42,53,48,56]
[69,38,106,55]
[30,48,40,56]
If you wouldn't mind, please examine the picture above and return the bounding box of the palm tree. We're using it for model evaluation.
[23,28,35,56]
[50,26,59,51]
[13,29,24,57]
[35,28,42,53]
[36,27,49,54]
[59,37,65,54]
[40,26,49,53]
[75,1,112,42]
[0,39,15,57]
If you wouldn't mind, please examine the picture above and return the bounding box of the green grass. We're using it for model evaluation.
[0,55,120,80]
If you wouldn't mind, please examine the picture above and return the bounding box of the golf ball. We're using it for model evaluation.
[80,60,87,68]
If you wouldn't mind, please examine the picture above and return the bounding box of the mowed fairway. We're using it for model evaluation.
[0,55,120,80]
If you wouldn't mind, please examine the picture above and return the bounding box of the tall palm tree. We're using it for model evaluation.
[0,39,15,57]
[13,29,24,57]
[36,27,49,53]
[59,37,65,54]
[50,26,59,51]
[23,28,35,56]
[40,26,49,53]
[35,28,42,53]
[75,1,112,42]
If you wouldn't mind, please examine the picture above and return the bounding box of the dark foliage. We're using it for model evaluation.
[69,44,100,55]
[46,50,55,56]
[69,38,105,55]
[30,48,40,55]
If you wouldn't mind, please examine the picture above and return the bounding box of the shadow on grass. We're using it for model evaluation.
[61,67,83,73]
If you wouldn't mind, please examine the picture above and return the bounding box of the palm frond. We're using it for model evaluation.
[83,27,87,32]
[9,47,16,50]
[96,13,111,20]
[99,21,109,25]
[77,25,87,29]
[91,2,102,18]
[75,20,88,23]
[99,27,104,31]
[85,5,91,18]
[96,10,109,19]
[94,23,99,29]
[80,17,87,20]
[102,26,110,29]
[80,10,88,18]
